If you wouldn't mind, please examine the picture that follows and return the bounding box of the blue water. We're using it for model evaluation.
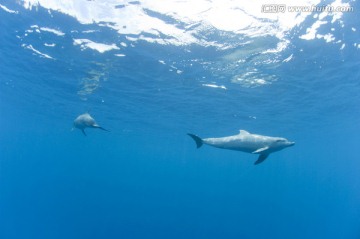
[1,1,360,239]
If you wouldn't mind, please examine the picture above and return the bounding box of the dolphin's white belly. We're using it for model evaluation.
[203,135,267,153]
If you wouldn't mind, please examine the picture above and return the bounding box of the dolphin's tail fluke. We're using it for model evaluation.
[97,126,110,132]
[92,124,110,132]
[187,133,203,148]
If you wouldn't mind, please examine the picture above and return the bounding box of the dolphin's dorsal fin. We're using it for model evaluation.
[252,146,269,154]
[239,130,250,135]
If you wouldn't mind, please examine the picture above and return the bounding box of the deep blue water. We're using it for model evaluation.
[1,1,360,239]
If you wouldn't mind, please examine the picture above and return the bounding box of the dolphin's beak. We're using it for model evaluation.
[289,142,295,146]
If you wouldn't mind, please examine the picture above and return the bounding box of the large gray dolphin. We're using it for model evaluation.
[73,113,109,136]
[188,130,295,165]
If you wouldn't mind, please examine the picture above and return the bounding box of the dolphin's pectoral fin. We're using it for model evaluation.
[254,154,269,165]
[81,129,87,136]
[252,146,269,154]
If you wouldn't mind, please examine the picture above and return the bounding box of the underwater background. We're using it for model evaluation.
[1,0,360,238]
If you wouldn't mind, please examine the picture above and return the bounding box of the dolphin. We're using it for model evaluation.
[73,113,109,136]
[188,130,295,165]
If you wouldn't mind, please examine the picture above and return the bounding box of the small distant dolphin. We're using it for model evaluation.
[73,113,109,136]
[188,130,295,165]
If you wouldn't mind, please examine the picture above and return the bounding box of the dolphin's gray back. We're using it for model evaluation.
[203,133,274,153]
[74,113,96,129]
